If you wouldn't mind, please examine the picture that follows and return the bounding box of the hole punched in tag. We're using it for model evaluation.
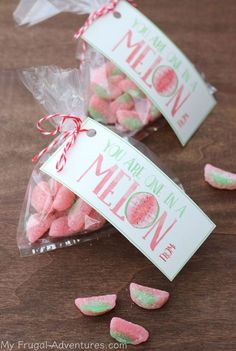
[113,11,121,18]
[87,129,97,137]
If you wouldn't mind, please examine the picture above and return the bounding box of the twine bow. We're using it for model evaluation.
[32,114,88,172]
[74,0,137,63]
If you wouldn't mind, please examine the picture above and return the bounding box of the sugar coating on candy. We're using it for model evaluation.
[26,213,55,243]
[48,178,62,196]
[204,164,236,190]
[130,283,170,310]
[109,75,124,85]
[110,317,149,345]
[105,61,124,77]
[84,209,106,231]
[89,95,111,123]
[75,294,117,316]
[118,79,145,98]
[68,199,93,231]
[31,181,53,215]
[92,83,122,101]
[116,110,143,131]
[49,216,74,238]
[153,65,178,97]
[125,192,159,228]
[53,186,76,211]
[110,93,134,115]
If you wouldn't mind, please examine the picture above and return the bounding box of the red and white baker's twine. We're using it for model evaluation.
[74,0,137,63]
[32,114,88,172]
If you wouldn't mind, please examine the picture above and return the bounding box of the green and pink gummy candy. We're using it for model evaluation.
[74,283,170,345]
[110,317,149,345]
[129,282,169,310]
[204,164,236,190]
[26,179,106,243]
[75,294,117,317]
[88,61,161,132]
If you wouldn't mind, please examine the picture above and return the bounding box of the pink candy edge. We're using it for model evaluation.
[129,282,170,309]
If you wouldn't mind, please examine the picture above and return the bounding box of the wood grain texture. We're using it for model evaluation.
[0,0,235,350]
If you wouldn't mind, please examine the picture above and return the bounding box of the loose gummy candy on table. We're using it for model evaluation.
[31,181,53,214]
[110,317,149,345]
[68,198,93,231]
[26,213,55,243]
[53,186,76,211]
[204,164,236,190]
[129,282,170,310]
[75,294,117,316]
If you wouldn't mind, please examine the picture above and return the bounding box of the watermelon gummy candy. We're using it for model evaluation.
[204,164,236,190]
[88,95,111,123]
[110,93,134,115]
[53,186,76,211]
[49,216,74,238]
[75,294,117,316]
[48,178,62,196]
[68,198,93,231]
[88,62,161,132]
[26,213,55,243]
[31,181,53,215]
[116,110,143,131]
[118,78,145,99]
[84,209,106,231]
[110,317,149,345]
[130,282,170,310]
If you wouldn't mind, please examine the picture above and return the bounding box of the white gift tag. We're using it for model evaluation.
[41,118,215,280]
[82,0,216,146]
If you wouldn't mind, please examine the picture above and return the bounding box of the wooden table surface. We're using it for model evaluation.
[0,1,235,350]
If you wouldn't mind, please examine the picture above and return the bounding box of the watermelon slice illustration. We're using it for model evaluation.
[153,65,178,97]
[125,192,159,229]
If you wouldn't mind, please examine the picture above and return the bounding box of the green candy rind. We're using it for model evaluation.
[122,118,143,130]
[82,302,111,314]
[127,88,145,99]
[88,107,107,123]
[93,85,111,100]
[117,93,133,103]
[133,289,157,306]
[211,173,234,186]
[111,66,123,76]
[110,331,133,344]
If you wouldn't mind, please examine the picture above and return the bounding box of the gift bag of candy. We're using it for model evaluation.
[17,66,183,257]
[14,0,216,145]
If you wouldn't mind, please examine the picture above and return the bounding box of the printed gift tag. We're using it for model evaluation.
[41,118,215,280]
[82,0,216,146]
